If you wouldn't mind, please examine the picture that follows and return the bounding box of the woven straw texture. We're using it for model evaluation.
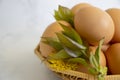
[34,44,120,80]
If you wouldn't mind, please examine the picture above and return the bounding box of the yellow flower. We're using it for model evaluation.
[48,59,77,71]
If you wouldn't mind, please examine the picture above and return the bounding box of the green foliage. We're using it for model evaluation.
[42,37,63,51]
[49,49,71,59]
[59,23,83,44]
[54,5,74,26]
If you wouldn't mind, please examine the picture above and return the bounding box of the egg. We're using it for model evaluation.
[71,3,92,15]
[74,7,114,45]
[105,43,120,74]
[40,21,71,57]
[101,44,110,53]
[106,8,120,43]
[76,46,106,73]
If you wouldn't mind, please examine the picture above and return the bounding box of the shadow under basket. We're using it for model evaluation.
[34,44,120,80]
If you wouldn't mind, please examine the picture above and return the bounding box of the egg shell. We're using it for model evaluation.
[40,21,71,57]
[74,7,115,45]
[105,43,120,74]
[106,8,120,43]
[102,44,110,53]
[71,3,92,15]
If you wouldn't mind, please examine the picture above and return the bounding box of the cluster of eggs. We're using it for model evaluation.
[40,3,120,74]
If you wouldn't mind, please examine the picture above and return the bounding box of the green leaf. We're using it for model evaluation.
[97,66,107,80]
[59,23,83,45]
[97,76,105,80]
[68,58,88,66]
[94,47,100,65]
[89,52,99,68]
[63,46,82,57]
[89,66,107,80]
[49,49,71,59]
[95,38,104,65]
[56,33,86,51]
[54,5,74,26]
[42,37,63,51]
[99,66,107,76]
[66,36,86,49]
[88,67,97,75]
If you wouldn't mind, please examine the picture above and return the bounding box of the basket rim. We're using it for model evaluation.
[34,44,120,80]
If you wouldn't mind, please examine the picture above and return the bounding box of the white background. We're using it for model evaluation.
[0,0,120,80]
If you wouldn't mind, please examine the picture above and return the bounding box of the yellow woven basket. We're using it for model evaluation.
[34,44,120,80]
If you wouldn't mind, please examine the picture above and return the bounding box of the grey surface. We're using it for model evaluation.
[0,0,120,80]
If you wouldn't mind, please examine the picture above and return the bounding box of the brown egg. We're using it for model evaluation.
[105,43,120,74]
[74,7,114,46]
[76,63,89,74]
[101,44,110,53]
[71,3,92,15]
[40,21,71,57]
[106,8,120,43]
[76,46,106,73]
